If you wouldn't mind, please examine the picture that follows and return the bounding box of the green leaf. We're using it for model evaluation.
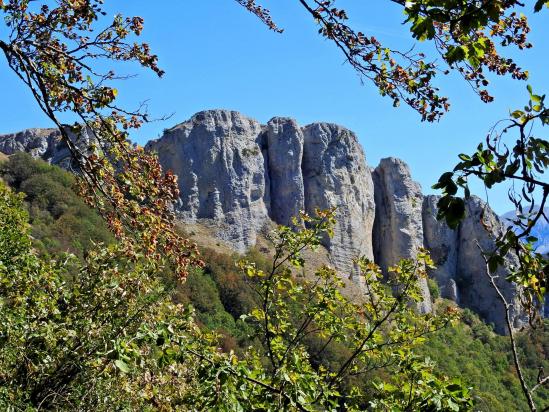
[534,0,549,12]
[531,94,542,103]
[445,45,466,64]
[511,110,524,119]
[115,359,130,373]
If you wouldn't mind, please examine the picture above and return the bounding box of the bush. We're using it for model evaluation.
[417,308,549,411]
[428,278,441,300]
[0,153,112,258]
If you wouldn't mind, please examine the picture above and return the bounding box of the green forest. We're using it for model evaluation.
[1,153,547,411]
[1,0,548,410]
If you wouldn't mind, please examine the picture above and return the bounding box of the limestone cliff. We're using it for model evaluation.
[422,195,526,334]
[422,195,460,302]
[372,158,432,313]
[1,110,532,331]
[145,110,269,252]
[145,110,376,276]
[0,126,94,170]
[302,122,375,274]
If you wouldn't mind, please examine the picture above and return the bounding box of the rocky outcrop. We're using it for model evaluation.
[146,110,270,252]
[302,123,375,274]
[373,158,432,313]
[3,111,532,331]
[422,195,526,334]
[0,128,61,161]
[145,110,376,274]
[0,113,376,277]
[456,197,525,334]
[422,195,460,302]
[0,127,94,170]
[266,117,304,226]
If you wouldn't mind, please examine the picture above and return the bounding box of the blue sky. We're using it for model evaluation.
[1,1,548,213]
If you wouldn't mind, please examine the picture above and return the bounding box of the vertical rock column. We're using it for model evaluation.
[422,195,460,302]
[266,117,305,225]
[302,123,376,278]
[372,157,432,313]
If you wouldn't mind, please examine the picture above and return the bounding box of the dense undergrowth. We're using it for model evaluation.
[0,152,113,257]
[183,248,548,411]
[1,153,546,411]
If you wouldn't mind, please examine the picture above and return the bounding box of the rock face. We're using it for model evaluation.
[372,158,432,313]
[0,128,62,161]
[302,123,375,274]
[0,127,94,169]
[266,117,304,226]
[2,110,532,331]
[457,197,525,334]
[422,195,525,334]
[422,195,460,302]
[146,110,270,252]
[146,110,376,274]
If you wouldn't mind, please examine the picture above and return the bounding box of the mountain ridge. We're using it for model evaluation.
[501,207,549,255]
[0,109,532,333]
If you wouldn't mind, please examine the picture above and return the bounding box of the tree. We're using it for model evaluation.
[238,0,540,120]
[434,86,549,412]
[238,2,549,409]
[0,0,545,276]
[1,0,548,409]
[0,183,473,410]
[0,0,202,280]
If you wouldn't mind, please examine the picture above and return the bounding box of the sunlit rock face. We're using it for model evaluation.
[0,127,94,169]
[146,110,376,278]
[302,122,376,275]
[146,110,270,252]
[3,112,532,329]
[372,157,432,314]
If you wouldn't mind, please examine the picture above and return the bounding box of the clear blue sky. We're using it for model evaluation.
[1,1,548,213]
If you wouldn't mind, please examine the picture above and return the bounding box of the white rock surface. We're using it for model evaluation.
[302,122,376,275]
[373,157,432,313]
[146,110,270,252]
[147,112,376,279]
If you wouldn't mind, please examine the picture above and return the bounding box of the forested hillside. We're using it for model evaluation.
[2,154,546,411]
[0,152,113,257]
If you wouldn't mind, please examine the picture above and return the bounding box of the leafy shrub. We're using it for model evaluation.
[0,153,112,257]
[428,277,441,300]
[417,304,549,411]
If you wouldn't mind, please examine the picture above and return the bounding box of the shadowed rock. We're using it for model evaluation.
[422,195,460,302]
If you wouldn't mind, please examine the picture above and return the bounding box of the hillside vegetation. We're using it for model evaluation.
[0,152,113,257]
[1,154,547,411]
